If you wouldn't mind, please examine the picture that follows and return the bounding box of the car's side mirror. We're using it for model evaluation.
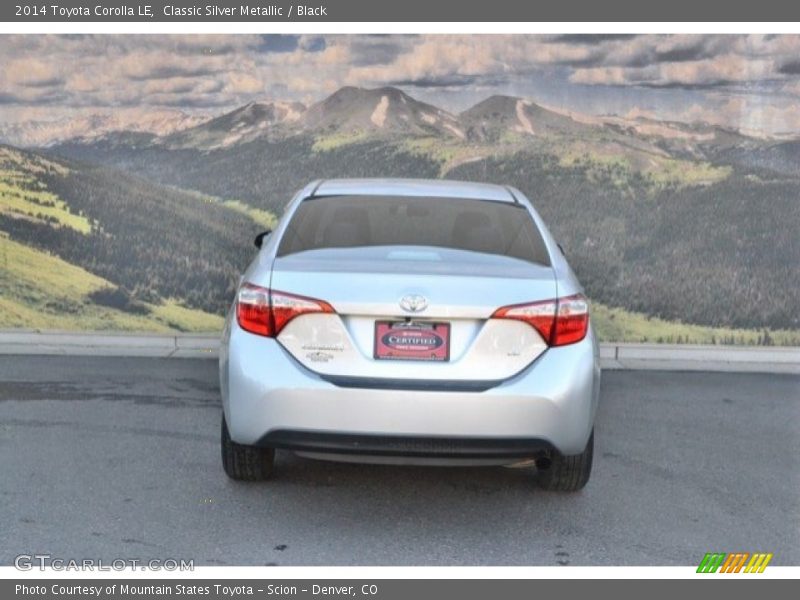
[254,230,271,249]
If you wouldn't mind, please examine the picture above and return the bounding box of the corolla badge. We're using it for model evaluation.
[399,294,428,313]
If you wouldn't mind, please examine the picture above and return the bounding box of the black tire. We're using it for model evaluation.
[221,415,275,481]
[537,430,593,492]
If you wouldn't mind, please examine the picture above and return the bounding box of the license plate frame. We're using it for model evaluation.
[373,320,451,362]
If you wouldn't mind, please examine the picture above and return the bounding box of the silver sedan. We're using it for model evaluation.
[220,178,600,491]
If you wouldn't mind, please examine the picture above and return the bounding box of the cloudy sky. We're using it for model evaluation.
[1,34,800,134]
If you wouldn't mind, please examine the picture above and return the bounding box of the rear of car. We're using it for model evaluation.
[220,179,600,491]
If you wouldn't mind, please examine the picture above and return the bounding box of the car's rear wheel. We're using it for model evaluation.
[536,430,593,492]
[221,415,275,481]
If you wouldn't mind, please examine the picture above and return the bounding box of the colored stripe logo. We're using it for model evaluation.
[697,552,773,573]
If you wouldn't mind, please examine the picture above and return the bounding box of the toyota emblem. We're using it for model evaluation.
[399,294,428,313]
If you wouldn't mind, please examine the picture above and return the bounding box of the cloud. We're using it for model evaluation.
[656,55,774,87]
[3,58,64,87]
[223,72,264,94]
[548,34,637,46]
[257,35,299,53]
[571,52,777,89]
[778,60,800,75]
[142,76,225,96]
[0,34,798,135]
[571,66,653,86]
[782,81,800,96]
[345,36,413,67]
[680,96,800,133]
[653,37,722,63]
[299,35,327,52]
[118,52,226,81]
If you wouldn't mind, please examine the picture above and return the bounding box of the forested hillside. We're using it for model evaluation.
[0,145,268,326]
[51,136,441,211]
[448,153,800,330]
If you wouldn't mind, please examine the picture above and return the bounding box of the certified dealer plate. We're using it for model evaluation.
[373,321,451,362]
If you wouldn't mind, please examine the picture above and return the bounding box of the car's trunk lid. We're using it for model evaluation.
[270,247,556,382]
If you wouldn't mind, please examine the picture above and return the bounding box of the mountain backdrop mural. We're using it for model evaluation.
[1,35,799,343]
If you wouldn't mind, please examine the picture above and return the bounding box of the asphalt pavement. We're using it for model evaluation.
[1,356,798,566]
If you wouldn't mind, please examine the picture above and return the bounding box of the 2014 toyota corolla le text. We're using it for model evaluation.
[219,178,600,491]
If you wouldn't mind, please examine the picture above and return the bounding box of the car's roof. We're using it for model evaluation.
[309,178,517,203]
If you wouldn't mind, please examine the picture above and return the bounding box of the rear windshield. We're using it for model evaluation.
[277,195,551,266]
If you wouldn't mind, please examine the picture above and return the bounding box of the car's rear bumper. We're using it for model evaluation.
[221,320,600,458]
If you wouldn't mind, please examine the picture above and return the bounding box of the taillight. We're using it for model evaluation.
[492,299,558,343]
[492,294,589,346]
[236,283,272,336]
[236,283,334,337]
[270,288,335,334]
[552,294,590,346]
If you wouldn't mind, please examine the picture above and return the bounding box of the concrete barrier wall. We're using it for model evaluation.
[1,330,798,373]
